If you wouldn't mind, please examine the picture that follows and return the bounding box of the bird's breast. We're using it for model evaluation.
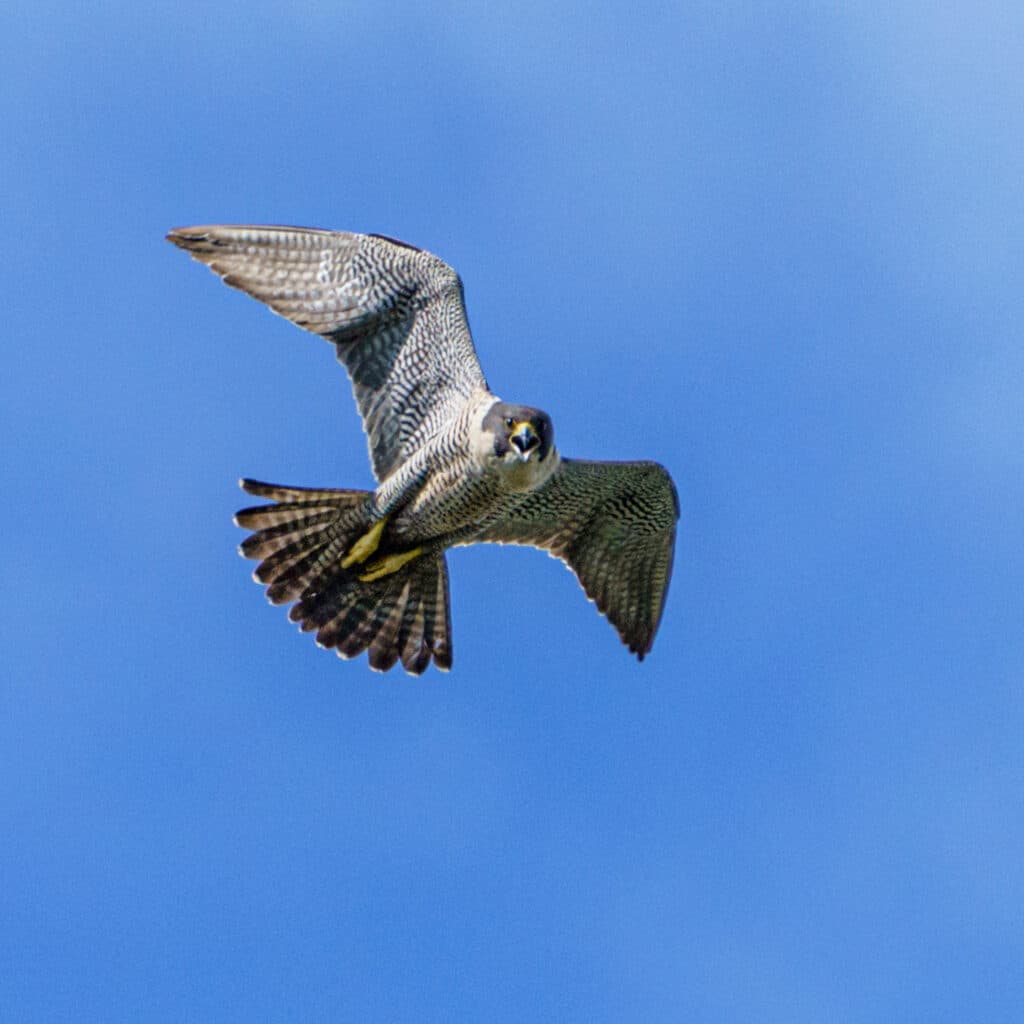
[497,447,560,494]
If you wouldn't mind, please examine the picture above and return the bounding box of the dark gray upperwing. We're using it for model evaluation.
[167,225,488,481]
[474,459,679,659]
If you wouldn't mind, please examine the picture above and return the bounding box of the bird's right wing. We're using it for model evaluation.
[167,225,489,481]
[473,459,679,658]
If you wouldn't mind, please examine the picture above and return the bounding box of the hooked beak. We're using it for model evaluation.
[510,421,539,460]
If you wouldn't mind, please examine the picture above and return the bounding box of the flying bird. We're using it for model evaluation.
[167,225,678,674]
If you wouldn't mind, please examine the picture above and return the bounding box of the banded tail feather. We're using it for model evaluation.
[234,479,452,674]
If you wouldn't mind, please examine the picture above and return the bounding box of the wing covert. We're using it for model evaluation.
[474,459,679,658]
[167,225,488,480]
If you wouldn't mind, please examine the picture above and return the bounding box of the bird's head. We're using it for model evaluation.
[484,402,554,462]
[481,401,558,490]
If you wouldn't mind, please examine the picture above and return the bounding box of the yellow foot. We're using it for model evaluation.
[341,517,387,568]
[359,547,424,582]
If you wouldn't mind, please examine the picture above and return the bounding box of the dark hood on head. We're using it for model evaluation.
[483,401,554,461]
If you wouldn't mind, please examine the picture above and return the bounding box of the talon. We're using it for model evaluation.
[341,517,387,568]
[359,547,423,582]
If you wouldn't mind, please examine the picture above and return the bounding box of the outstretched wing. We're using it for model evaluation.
[473,459,679,658]
[167,225,488,481]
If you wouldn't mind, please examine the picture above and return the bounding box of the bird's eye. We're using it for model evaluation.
[504,417,515,429]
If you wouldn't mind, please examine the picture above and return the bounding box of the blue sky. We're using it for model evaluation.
[3,2,1022,1020]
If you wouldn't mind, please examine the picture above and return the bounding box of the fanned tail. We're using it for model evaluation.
[234,479,452,674]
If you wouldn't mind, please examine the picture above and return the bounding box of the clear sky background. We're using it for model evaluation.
[3,3,1022,1021]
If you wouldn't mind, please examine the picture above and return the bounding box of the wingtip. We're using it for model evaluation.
[239,477,272,496]
[165,226,197,248]
[629,633,656,662]
[165,225,226,255]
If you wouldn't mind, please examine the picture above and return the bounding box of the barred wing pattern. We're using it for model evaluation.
[166,225,488,481]
[473,459,679,658]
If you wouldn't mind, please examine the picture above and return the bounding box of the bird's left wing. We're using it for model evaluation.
[472,459,679,658]
[167,225,488,481]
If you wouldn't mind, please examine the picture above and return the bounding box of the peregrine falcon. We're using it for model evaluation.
[167,225,678,674]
